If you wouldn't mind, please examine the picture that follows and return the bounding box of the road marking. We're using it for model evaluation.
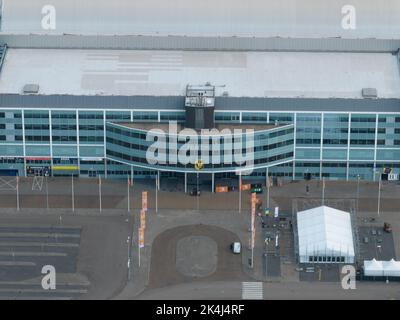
[0,288,88,294]
[0,232,80,238]
[242,282,263,300]
[0,252,67,257]
[0,261,36,266]
[0,242,79,248]
[0,297,73,300]
[0,224,81,231]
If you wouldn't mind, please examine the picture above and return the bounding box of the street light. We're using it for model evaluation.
[373,169,382,218]
[377,174,382,218]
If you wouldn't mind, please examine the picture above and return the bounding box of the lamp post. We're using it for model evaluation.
[46,175,49,211]
[71,174,75,212]
[196,172,199,211]
[239,172,242,213]
[266,167,270,210]
[373,169,382,218]
[155,171,159,213]
[377,174,382,217]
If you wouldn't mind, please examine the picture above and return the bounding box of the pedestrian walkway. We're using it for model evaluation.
[242,282,263,300]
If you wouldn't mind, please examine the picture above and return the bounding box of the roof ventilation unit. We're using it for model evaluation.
[23,84,40,94]
[362,88,377,99]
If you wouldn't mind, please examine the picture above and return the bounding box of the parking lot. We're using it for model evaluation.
[0,214,130,300]
[358,226,396,262]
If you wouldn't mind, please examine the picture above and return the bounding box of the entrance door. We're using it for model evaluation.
[88,170,97,178]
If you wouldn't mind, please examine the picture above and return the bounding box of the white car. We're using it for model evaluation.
[231,242,241,254]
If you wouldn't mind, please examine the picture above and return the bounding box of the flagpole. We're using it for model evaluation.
[155,172,158,213]
[127,175,130,212]
[266,168,270,209]
[46,175,49,211]
[239,172,242,213]
[99,175,102,212]
[16,176,20,211]
[71,174,75,212]
[138,241,141,268]
[250,193,255,268]
[377,174,381,217]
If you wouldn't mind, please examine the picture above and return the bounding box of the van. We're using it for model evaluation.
[231,242,241,254]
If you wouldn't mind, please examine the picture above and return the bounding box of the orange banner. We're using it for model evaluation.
[251,192,256,248]
[251,225,256,249]
[215,186,229,193]
[140,209,146,229]
[142,191,148,211]
[251,193,256,215]
[138,227,145,248]
[241,184,251,191]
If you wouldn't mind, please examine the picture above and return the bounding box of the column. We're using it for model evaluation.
[184,172,187,193]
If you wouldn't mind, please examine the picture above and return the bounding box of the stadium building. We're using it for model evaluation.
[0,1,399,187]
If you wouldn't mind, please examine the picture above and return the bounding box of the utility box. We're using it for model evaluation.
[362,88,378,99]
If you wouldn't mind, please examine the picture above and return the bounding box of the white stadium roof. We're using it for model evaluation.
[297,206,355,263]
[0,48,399,99]
[2,0,400,39]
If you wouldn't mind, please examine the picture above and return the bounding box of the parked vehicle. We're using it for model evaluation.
[190,188,201,196]
[384,222,392,233]
[231,242,241,254]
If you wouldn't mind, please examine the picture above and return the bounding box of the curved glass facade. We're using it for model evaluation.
[105,122,294,173]
[0,108,398,181]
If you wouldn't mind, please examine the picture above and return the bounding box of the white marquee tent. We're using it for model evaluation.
[363,259,384,276]
[364,259,400,277]
[297,206,355,264]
